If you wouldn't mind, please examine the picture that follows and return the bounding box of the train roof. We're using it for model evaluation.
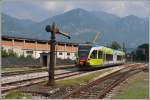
[91,45,125,55]
[114,50,125,55]
[78,44,125,55]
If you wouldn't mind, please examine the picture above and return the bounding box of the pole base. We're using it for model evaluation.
[46,81,55,87]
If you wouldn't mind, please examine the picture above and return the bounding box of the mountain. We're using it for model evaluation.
[92,11,121,24]
[2,8,149,48]
[2,13,37,38]
[32,8,114,41]
[113,15,149,45]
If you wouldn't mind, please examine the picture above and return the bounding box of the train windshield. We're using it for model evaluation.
[78,45,91,57]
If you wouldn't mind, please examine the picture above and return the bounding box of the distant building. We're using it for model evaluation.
[1,35,78,60]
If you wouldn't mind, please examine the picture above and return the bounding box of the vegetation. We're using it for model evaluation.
[19,54,26,59]
[109,41,122,50]
[56,68,113,86]
[1,48,34,59]
[135,43,149,62]
[1,49,18,57]
[1,49,9,57]
[3,90,32,99]
[130,43,149,62]
[112,72,149,99]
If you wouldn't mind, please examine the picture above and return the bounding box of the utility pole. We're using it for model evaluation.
[122,42,125,52]
[45,22,70,86]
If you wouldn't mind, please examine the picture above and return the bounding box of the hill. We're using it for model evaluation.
[2,8,149,48]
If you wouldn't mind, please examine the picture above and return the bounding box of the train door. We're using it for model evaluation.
[102,52,106,65]
[98,50,104,65]
[113,52,117,63]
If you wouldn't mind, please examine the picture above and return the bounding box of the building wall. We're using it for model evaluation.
[56,52,76,60]
[1,38,78,60]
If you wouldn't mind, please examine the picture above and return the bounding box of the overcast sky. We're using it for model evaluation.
[2,0,149,22]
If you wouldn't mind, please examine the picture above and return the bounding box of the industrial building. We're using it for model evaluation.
[1,35,78,60]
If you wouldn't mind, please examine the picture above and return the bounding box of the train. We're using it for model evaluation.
[75,44,125,69]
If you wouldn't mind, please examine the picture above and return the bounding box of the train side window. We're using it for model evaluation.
[123,55,125,60]
[117,55,122,60]
[90,50,97,59]
[106,54,113,61]
[98,51,103,59]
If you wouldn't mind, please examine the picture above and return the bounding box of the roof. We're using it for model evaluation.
[2,34,78,46]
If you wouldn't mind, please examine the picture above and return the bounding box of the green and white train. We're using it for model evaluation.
[76,44,125,68]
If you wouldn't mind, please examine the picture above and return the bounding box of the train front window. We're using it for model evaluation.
[90,50,97,59]
[78,50,89,57]
[78,45,91,57]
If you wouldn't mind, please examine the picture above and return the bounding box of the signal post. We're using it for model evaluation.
[45,22,70,86]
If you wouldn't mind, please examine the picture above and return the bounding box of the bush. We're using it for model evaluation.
[8,50,19,58]
[26,55,34,59]
[1,49,9,57]
[1,49,18,58]
[19,54,26,59]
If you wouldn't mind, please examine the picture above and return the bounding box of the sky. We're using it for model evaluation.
[2,0,149,22]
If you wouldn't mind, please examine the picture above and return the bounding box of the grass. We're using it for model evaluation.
[112,72,149,99]
[3,90,32,99]
[56,68,113,86]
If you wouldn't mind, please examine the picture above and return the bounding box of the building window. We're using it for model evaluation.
[59,52,62,55]
[67,53,70,56]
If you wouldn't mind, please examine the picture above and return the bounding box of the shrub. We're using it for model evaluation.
[1,49,19,58]
[1,49,9,57]
[26,55,34,59]
[19,54,26,59]
[8,50,19,58]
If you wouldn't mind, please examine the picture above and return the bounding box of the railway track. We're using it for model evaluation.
[60,63,147,99]
[1,70,86,93]
[1,63,123,93]
[2,63,145,96]
[2,69,47,77]
[2,65,75,77]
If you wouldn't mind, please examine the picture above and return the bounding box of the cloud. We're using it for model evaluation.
[95,1,149,17]
[2,0,149,21]
[35,0,149,17]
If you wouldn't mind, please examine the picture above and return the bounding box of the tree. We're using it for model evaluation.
[109,41,121,50]
[136,43,149,62]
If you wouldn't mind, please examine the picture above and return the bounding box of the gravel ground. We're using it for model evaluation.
[20,84,78,99]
